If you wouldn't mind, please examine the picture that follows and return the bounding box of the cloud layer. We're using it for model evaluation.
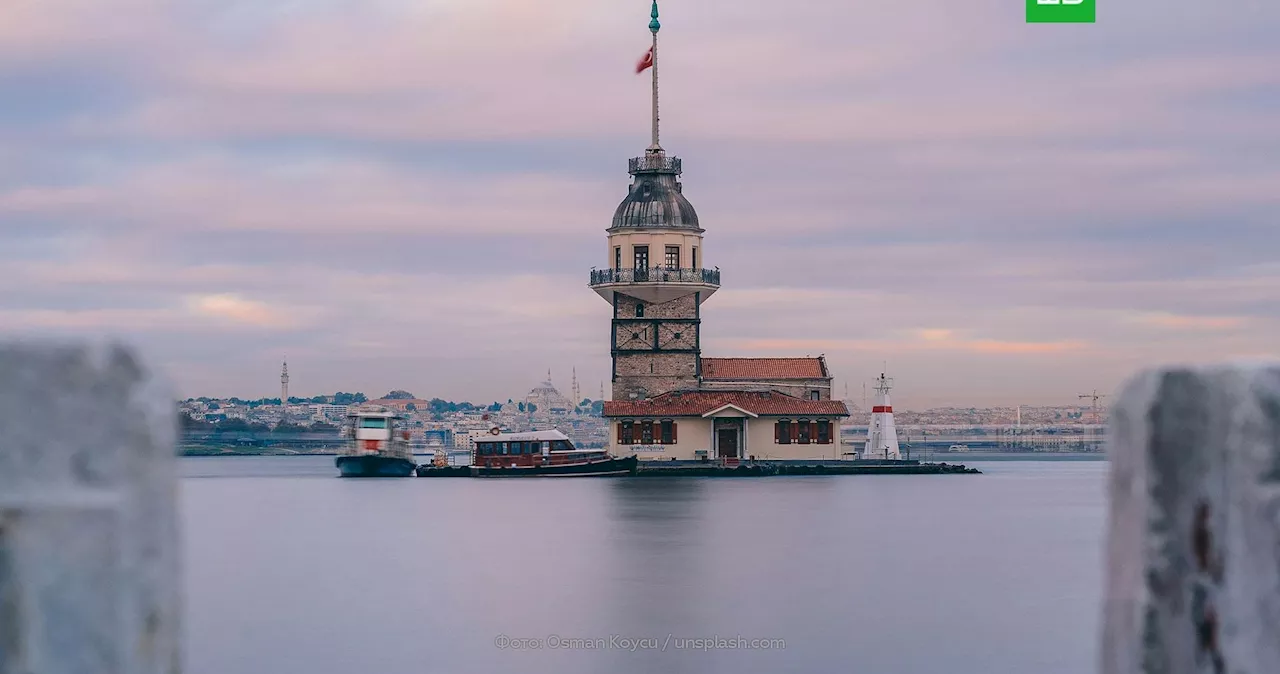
[2,0,1278,408]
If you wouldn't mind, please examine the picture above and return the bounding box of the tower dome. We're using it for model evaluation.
[610,153,701,231]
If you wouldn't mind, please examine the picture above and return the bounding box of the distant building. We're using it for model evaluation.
[310,404,348,421]
[366,398,431,413]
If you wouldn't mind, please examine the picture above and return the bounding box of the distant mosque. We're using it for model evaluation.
[524,370,574,414]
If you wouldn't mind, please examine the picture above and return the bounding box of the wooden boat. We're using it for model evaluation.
[335,407,416,477]
[463,429,637,478]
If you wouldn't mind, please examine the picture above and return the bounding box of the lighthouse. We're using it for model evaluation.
[865,373,901,460]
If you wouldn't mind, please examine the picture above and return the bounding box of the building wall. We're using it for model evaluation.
[608,416,845,461]
[608,417,712,460]
[744,417,844,460]
[607,230,706,269]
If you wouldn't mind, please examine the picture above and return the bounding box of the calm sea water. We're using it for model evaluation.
[181,457,1107,674]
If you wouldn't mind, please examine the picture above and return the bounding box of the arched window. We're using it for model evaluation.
[776,419,792,444]
[797,419,812,444]
[660,419,677,444]
[619,421,634,445]
[635,303,645,318]
[640,420,654,444]
[817,419,831,444]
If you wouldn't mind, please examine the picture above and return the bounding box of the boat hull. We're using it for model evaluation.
[335,455,416,478]
[471,455,637,478]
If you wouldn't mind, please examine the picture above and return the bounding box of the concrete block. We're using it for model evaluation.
[0,342,179,674]
[1103,364,1280,674]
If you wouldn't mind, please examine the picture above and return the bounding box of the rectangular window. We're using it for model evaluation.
[633,246,649,270]
[817,420,830,444]
[660,419,675,444]
[797,419,811,444]
[809,390,820,401]
[665,246,680,269]
[641,420,654,444]
[358,418,388,429]
[621,421,634,445]
[777,420,791,444]
[615,247,622,270]
[692,247,698,269]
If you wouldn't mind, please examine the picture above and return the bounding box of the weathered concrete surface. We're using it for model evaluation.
[0,342,179,674]
[1103,364,1280,674]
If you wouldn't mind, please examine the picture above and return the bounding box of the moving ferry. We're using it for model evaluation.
[466,429,636,477]
[335,407,416,477]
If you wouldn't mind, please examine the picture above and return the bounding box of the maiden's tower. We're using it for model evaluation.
[594,2,850,462]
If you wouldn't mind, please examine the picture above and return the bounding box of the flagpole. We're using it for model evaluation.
[649,0,661,152]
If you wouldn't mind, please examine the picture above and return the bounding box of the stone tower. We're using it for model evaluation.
[588,0,720,401]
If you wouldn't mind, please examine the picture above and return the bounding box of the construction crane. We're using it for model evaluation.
[1079,390,1107,424]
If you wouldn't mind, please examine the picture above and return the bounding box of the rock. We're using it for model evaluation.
[0,341,179,674]
[1103,364,1280,674]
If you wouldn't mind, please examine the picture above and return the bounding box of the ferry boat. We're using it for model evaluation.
[335,407,417,477]
[458,429,637,478]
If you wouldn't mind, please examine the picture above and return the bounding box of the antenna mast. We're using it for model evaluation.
[648,0,662,152]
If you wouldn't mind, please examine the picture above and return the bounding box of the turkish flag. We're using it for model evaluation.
[635,46,653,74]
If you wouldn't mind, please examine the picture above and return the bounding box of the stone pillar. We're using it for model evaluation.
[0,342,179,674]
[1103,364,1280,674]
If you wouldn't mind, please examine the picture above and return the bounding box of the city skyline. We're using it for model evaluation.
[2,0,1277,408]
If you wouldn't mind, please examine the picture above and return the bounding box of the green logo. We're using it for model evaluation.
[1027,0,1095,23]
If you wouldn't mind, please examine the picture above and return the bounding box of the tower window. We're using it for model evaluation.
[633,245,649,270]
[635,303,644,318]
[665,246,680,269]
[809,390,820,400]
[614,247,621,270]
[692,247,698,269]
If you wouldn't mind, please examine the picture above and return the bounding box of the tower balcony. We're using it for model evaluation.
[629,155,682,175]
[589,267,720,304]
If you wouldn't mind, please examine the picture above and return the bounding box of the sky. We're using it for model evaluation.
[1,0,1277,409]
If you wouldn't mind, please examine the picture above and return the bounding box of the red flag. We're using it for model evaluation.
[635,46,653,74]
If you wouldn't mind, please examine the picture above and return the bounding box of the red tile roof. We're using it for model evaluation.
[701,357,828,381]
[603,390,849,418]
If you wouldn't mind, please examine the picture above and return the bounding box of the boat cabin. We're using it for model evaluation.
[473,429,604,469]
[345,407,412,456]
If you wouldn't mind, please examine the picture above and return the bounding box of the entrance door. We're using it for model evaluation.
[716,429,738,458]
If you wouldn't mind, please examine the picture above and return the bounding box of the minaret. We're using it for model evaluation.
[589,0,720,401]
[280,359,289,411]
[865,373,901,460]
[571,367,581,406]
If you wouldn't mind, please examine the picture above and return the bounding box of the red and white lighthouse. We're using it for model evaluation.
[865,372,901,460]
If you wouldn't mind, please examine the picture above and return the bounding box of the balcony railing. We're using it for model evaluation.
[590,267,720,286]
[629,155,682,174]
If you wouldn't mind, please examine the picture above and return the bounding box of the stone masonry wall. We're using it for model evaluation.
[615,293,698,319]
[614,352,699,400]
